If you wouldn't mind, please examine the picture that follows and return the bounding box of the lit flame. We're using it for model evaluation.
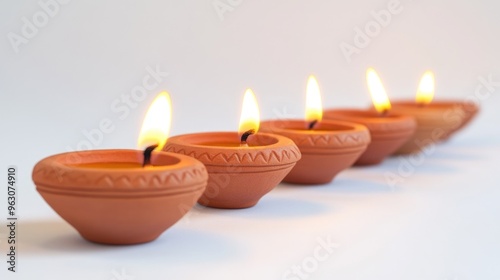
[238,89,260,136]
[137,91,172,150]
[305,75,323,122]
[416,71,435,106]
[366,68,391,114]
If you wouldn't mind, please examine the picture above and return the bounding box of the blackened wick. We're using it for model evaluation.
[240,129,255,145]
[308,120,318,130]
[143,145,158,167]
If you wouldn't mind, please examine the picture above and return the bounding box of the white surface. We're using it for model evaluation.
[1,0,500,279]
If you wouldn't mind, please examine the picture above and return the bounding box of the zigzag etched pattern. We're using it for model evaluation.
[271,132,370,149]
[164,146,301,165]
[32,164,207,190]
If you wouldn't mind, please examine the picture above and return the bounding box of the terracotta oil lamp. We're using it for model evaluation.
[32,92,208,245]
[164,89,301,209]
[260,75,371,184]
[391,71,474,154]
[432,100,479,140]
[323,68,417,165]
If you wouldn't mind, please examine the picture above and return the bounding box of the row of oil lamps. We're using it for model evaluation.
[32,68,479,245]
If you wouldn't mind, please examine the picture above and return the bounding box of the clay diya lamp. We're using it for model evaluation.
[433,100,480,140]
[32,150,207,245]
[32,92,208,245]
[323,68,417,165]
[260,76,371,184]
[392,100,479,141]
[164,89,301,209]
[391,71,470,154]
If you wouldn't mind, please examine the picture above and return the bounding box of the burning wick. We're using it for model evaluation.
[240,129,255,147]
[142,144,158,167]
[308,120,318,130]
[380,109,390,117]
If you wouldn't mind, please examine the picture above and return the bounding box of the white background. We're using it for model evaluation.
[0,0,499,279]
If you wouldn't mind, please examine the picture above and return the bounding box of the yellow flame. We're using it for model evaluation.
[416,71,435,105]
[137,91,172,150]
[366,68,391,114]
[305,75,323,122]
[238,89,260,136]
